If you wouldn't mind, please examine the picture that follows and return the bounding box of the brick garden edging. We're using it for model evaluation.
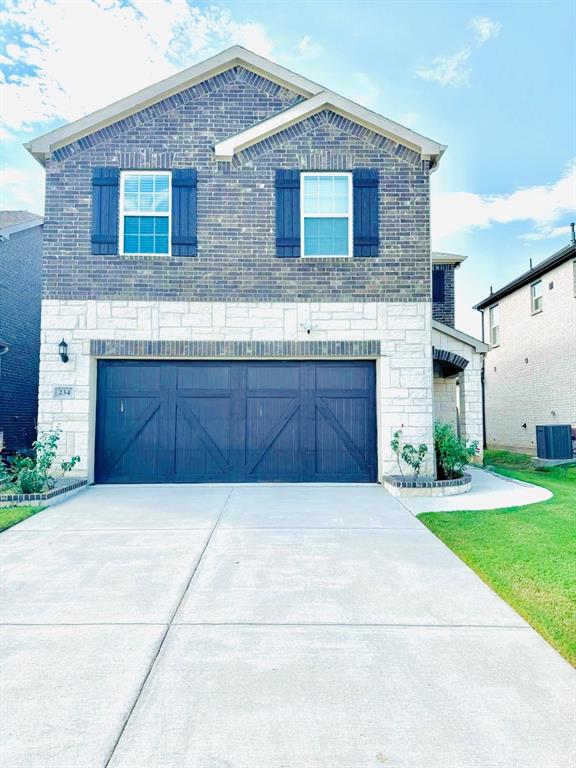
[383,473,471,498]
[0,477,88,508]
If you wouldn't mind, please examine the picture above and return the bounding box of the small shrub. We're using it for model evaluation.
[434,422,478,480]
[391,430,428,480]
[18,468,44,494]
[1,429,81,494]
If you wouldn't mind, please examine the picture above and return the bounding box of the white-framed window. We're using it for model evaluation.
[301,172,353,257]
[119,171,171,255]
[489,304,500,346]
[531,280,543,313]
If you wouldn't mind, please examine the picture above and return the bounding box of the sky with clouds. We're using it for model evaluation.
[1,0,574,334]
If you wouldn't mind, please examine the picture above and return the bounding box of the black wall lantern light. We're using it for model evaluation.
[58,339,69,363]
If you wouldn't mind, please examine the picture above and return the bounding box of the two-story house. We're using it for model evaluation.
[0,211,43,454]
[25,46,485,484]
[476,234,576,453]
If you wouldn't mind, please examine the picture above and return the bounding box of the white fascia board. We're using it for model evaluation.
[25,46,324,165]
[214,90,446,163]
[0,218,43,240]
[433,320,488,353]
[432,251,468,267]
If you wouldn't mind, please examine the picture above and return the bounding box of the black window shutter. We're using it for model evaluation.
[171,169,198,257]
[275,169,300,258]
[353,168,379,257]
[433,269,445,303]
[91,167,119,255]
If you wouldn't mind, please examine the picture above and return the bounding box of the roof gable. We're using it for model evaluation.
[26,46,445,168]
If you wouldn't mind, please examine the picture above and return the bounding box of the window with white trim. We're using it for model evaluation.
[489,304,499,346]
[301,172,352,257]
[531,280,543,313]
[120,171,171,255]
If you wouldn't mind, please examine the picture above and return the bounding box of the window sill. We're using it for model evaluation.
[531,309,543,316]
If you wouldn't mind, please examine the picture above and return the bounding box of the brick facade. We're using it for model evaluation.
[42,67,431,304]
[432,264,455,327]
[0,225,43,451]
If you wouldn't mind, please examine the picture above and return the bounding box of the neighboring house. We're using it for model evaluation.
[25,46,485,484]
[0,211,44,453]
[475,235,576,454]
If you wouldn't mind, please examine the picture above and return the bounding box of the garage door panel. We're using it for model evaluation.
[314,398,372,478]
[96,361,376,483]
[245,398,301,479]
[174,399,233,479]
[98,396,164,481]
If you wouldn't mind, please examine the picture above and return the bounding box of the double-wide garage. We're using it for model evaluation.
[95,360,377,483]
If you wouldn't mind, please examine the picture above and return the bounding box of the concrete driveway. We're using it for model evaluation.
[1,485,574,767]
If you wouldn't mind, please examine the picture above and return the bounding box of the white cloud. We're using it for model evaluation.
[415,48,471,88]
[415,15,501,87]
[432,162,576,241]
[297,35,322,60]
[0,0,275,131]
[469,17,502,45]
[0,166,44,212]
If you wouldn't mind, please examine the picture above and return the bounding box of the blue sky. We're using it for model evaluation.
[1,0,574,334]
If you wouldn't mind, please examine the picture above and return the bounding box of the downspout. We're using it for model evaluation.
[479,308,487,449]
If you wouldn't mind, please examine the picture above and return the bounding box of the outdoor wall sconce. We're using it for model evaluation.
[58,339,69,363]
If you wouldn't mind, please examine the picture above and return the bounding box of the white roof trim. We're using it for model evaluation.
[433,320,488,353]
[214,90,445,163]
[25,46,445,167]
[432,251,467,266]
[0,217,43,240]
[25,46,325,165]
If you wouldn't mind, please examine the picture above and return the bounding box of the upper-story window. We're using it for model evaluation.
[120,171,171,255]
[531,280,543,313]
[489,304,499,346]
[301,172,352,257]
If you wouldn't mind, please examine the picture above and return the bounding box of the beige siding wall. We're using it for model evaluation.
[482,258,576,453]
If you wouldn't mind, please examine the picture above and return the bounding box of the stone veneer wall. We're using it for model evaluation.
[432,326,484,462]
[38,299,434,481]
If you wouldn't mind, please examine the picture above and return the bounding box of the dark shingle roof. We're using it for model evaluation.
[0,210,42,230]
[475,242,576,310]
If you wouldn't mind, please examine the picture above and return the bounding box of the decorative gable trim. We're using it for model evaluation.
[229,110,423,169]
[26,46,320,165]
[26,45,445,169]
[50,68,302,163]
[215,91,445,167]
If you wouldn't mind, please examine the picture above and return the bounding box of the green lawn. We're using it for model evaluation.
[0,506,44,532]
[419,450,576,666]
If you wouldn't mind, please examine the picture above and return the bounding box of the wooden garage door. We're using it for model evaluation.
[95,360,377,483]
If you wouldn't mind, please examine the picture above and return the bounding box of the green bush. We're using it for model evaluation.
[391,429,428,480]
[434,422,478,480]
[18,468,44,494]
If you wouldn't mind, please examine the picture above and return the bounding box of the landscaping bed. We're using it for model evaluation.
[419,450,576,666]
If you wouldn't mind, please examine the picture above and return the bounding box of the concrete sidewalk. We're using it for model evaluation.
[1,484,574,767]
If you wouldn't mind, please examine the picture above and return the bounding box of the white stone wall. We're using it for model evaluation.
[433,377,457,428]
[38,299,435,481]
[432,325,484,462]
[482,259,576,453]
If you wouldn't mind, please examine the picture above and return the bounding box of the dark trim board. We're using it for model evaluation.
[95,359,377,484]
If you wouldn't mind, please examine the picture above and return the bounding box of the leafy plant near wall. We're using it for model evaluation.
[391,430,428,481]
[434,422,478,480]
[0,429,80,494]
